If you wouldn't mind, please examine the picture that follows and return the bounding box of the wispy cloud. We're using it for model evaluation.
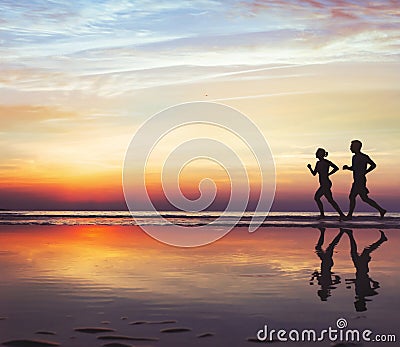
[208,90,313,102]
[2,0,398,66]
[1,0,398,100]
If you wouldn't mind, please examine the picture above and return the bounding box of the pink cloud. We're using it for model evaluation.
[330,8,358,20]
[240,0,399,20]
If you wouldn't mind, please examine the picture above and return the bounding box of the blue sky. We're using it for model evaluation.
[1,1,399,108]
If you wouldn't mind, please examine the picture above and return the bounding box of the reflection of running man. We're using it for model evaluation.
[310,228,344,301]
[343,140,386,219]
[307,148,345,219]
[344,229,388,312]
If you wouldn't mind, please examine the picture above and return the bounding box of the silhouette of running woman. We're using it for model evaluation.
[310,228,344,301]
[343,140,386,219]
[308,148,345,219]
[343,229,388,312]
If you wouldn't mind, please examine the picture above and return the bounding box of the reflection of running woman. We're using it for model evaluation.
[344,229,388,312]
[343,140,386,219]
[308,148,345,219]
[310,228,344,301]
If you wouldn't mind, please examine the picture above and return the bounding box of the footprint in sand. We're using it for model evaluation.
[197,332,214,338]
[74,327,115,334]
[97,335,159,342]
[129,320,177,325]
[246,337,276,343]
[34,333,56,336]
[1,339,59,347]
[160,327,192,333]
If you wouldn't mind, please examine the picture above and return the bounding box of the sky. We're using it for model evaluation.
[0,0,399,211]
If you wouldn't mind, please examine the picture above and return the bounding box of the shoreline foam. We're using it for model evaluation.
[0,211,399,228]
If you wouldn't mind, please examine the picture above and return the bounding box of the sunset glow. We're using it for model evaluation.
[1,1,399,211]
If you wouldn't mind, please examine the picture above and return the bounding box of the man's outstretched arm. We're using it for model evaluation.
[343,164,353,171]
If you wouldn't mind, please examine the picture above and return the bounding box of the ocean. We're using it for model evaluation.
[0,210,399,228]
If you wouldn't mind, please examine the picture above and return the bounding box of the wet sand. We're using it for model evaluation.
[0,225,399,346]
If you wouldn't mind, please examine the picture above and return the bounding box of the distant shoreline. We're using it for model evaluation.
[0,210,398,229]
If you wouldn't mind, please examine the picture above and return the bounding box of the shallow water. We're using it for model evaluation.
[0,225,398,346]
[1,211,399,228]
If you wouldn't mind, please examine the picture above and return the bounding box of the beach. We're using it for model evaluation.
[0,222,398,346]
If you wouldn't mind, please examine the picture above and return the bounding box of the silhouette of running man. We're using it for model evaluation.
[343,140,386,219]
[310,228,344,301]
[308,148,345,219]
[343,229,388,312]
